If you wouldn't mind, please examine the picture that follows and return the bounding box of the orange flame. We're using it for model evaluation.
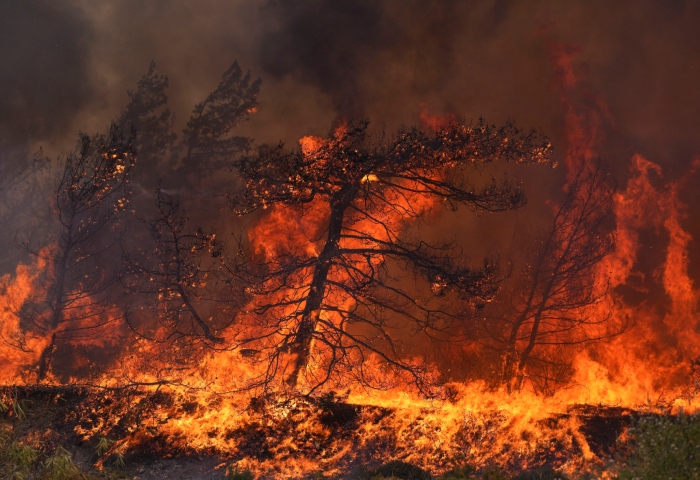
[0,248,52,383]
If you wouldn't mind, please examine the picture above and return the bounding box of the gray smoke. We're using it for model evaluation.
[1,0,699,272]
[0,1,94,150]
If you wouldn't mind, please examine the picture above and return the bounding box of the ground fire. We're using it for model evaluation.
[2,4,700,479]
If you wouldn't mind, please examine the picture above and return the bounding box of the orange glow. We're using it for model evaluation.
[419,103,458,131]
[2,106,699,478]
[571,154,700,407]
[0,249,51,383]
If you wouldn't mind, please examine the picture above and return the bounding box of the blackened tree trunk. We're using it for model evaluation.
[286,185,356,386]
[21,128,135,383]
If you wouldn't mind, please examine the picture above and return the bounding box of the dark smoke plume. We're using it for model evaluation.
[0,1,94,149]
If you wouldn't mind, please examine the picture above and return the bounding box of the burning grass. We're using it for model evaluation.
[1,383,678,479]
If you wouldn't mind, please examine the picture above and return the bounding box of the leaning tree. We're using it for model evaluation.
[231,120,552,393]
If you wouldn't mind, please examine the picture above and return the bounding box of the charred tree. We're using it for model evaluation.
[17,63,177,382]
[121,190,242,348]
[20,126,135,382]
[498,160,622,393]
[233,120,553,393]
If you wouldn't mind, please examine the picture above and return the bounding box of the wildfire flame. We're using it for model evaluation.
[0,46,699,480]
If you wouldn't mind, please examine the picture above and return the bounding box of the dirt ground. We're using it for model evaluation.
[125,456,226,479]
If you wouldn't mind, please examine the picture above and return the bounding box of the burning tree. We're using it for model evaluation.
[112,60,258,377]
[19,126,135,382]
[11,61,196,383]
[232,120,552,393]
[497,160,621,393]
[121,189,242,349]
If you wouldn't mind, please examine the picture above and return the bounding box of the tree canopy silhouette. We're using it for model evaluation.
[182,61,261,176]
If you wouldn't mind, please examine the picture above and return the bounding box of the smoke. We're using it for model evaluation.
[3,1,697,168]
[2,0,700,390]
[0,1,94,150]
[256,0,497,121]
[0,0,696,291]
[257,0,385,120]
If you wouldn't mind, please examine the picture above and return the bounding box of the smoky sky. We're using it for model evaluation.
[1,0,698,248]
[258,0,387,119]
[2,0,700,217]
[1,1,698,163]
[0,1,93,150]
[256,0,500,120]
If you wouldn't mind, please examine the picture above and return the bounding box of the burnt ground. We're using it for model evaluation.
[0,386,230,479]
[0,386,635,479]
